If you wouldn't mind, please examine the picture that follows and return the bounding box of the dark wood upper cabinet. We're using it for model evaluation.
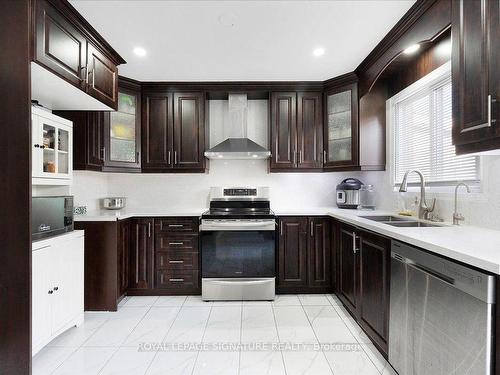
[87,112,106,169]
[129,218,154,290]
[104,82,141,171]
[142,91,206,172]
[308,217,331,288]
[270,92,297,170]
[173,92,206,170]
[270,91,323,171]
[323,82,359,170]
[277,217,308,288]
[142,93,175,170]
[358,229,390,353]
[54,110,105,171]
[86,43,118,109]
[32,0,125,109]
[56,79,141,172]
[297,92,323,169]
[34,0,87,88]
[452,0,499,154]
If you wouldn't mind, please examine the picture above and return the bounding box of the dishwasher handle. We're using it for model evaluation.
[391,240,496,304]
[392,252,454,286]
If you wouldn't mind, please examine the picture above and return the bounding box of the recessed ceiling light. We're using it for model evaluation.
[313,47,325,57]
[133,47,147,57]
[219,13,236,27]
[403,44,420,55]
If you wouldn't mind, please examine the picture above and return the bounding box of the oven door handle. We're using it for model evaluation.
[200,221,276,231]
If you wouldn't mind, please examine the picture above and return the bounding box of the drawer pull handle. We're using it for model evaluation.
[169,278,184,282]
[168,224,184,228]
[169,242,184,245]
[169,260,184,264]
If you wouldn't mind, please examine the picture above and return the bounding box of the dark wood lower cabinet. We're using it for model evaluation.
[335,221,390,356]
[127,217,200,296]
[308,217,332,288]
[358,230,390,353]
[278,217,308,289]
[277,216,332,293]
[129,218,154,291]
[117,220,130,298]
[74,220,124,311]
[338,224,358,313]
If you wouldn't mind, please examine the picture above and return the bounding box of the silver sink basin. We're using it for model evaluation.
[359,215,444,228]
[387,221,443,228]
[359,215,413,222]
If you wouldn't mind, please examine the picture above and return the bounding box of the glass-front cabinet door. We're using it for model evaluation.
[324,83,359,169]
[105,87,141,170]
[32,107,73,184]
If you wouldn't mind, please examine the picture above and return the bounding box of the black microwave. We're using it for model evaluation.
[32,196,74,241]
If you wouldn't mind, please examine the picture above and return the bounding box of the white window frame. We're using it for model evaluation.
[386,61,482,194]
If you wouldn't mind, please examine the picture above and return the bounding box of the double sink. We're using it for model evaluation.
[359,215,444,228]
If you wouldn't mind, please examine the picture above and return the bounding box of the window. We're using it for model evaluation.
[389,62,480,188]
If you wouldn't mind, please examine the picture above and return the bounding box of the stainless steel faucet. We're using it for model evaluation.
[399,169,436,220]
[453,182,471,225]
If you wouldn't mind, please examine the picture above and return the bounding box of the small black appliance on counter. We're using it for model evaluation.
[32,196,74,241]
[336,178,363,209]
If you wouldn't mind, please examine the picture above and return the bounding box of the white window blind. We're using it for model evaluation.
[392,66,480,187]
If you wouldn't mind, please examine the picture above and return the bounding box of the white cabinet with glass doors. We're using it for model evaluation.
[32,106,73,185]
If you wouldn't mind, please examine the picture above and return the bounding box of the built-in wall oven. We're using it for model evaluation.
[200,187,276,301]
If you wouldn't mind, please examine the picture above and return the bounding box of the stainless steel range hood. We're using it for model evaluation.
[204,138,271,159]
[205,93,271,160]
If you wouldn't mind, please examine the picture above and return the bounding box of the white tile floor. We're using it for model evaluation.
[33,294,397,375]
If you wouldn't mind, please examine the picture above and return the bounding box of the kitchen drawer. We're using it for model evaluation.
[156,234,199,252]
[156,251,198,270]
[156,270,199,289]
[155,217,199,233]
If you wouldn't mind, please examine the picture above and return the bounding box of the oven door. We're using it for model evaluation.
[201,220,276,278]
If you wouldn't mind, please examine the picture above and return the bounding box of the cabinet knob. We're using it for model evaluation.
[48,290,53,294]
[34,144,39,148]
[53,286,59,291]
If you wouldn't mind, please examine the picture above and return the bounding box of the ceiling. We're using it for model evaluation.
[70,0,416,82]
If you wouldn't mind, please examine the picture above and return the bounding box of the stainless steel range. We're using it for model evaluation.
[200,187,276,301]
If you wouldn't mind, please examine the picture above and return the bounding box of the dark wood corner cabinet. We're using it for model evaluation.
[32,0,125,109]
[128,217,200,295]
[55,78,142,172]
[74,219,130,311]
[452,0,499,155]
[141,91,207,173]
[336,221,390,356]
[277,216,332,293]
[270,92,323,172]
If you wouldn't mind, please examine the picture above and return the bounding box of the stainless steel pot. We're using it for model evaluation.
[102,197,126,210]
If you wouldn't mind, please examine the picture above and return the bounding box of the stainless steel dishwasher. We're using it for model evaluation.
[389,241,495,375]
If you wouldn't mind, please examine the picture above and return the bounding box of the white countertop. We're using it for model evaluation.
[74,208,207,221]
[327,208,500,275]
[32,230,85,250]
[74,206,500,275]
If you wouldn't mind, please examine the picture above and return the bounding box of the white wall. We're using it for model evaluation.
[371,156,500,230]
[103,161,370,211]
